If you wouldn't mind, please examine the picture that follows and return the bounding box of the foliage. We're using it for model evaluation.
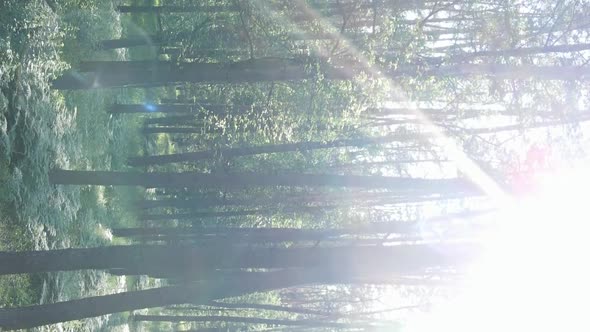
[2,0,590,330]
[0,0,148,329]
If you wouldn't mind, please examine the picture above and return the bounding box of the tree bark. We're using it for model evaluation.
[144,115,199,126]
[140,209,265,221]
[0,270,308,330]
[48,170,480,195]
[0,243,479,275]
[109,103,239,115]
[206,300,331,316]
[51,59,590,90]
[116,5,239,13]
[112,223,421,239]
[455,43,590,58]
[0,286,195,330]
[50,59,352,89]
[127,133,427,166]
[137,195,235,210]
[141,126,227,135]
[98,35,162,50]
[133,314,369,328]
[115,208,488,239]
[136,190,453,210]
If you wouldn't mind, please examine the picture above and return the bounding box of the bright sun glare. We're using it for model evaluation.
[406,163,590,332]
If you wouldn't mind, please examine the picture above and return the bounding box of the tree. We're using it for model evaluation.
[48,170,480,195]
[0,270,310,330]
[116,5,239,14]
[133,314,372,329]
[205,300,332,316]
[136,190,460,210]
[127,133,428,166]
[109,103,241,115]
[51,59,590,90]
[0,243,479,275]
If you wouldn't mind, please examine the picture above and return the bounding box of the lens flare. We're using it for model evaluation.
[144,103,157,112]
[406,164,590,332]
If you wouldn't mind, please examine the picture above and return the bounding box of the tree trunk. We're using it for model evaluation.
[0,243,479,275]
[109,103,239,115]
[142,205,327,221]
[132,314,368,328]
[112,223,421,240]
[137,195,236,210]
[0,286,194,330]
[141,126,226,135]
[127,133,427,166]
[181,48,247,60]
[206,300,330,316]
[98,35,162,49]
[177,329,240,332]
[417,63,590,80]
[115,208,488,239]
[140,209,265,221]
[455,43,590,58]
[48,170,480,195]
[0,270,308,330]
[144,115,199,126]
[136,190,450,210]
[52,59,590,90]
[50,59,352,89]
[116,5,239,13]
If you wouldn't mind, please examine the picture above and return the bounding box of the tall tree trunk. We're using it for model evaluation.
[97,35,162,50]
[52,59,590,90]
[181,48,246,60]
[136,190,449,210]
[0,270,309,330]
[178,329,240,332]
[204,301,422,320]
[132,314,369,328]
[144,115,199,126]
[115,208,488,239]
[416,63,590,80]
[118,235,422,249]
[50,59,352,89]
[140,209,265,221]
[116,5,239,13]
[112,222,421,239]
[48,170,480,195]
[0,286,195,330]
[109,103,241,115]
[0,243,479,275]
[137,195,237,210]
[454,43,590,58]
[127,133,427,166]
[455,114,590,135]
[142,205,327,221]
[141,126,227,135]
[326,159,448,171]
[206,300,330,316]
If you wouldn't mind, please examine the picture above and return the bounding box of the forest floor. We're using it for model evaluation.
[0,0,160,330]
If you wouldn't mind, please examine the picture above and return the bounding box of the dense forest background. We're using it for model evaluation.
[1,0,589,331]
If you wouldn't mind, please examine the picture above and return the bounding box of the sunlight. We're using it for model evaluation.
[6,0,590,330]
[406,163,590,332]
[257,0,505,200]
